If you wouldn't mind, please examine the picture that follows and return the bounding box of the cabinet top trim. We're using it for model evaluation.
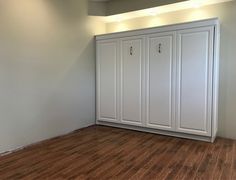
[96,18,219,41]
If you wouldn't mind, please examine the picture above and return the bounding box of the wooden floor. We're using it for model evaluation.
[0,125,236,180]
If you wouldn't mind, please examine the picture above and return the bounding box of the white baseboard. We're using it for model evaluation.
[0,124,93,157]
[97,121,213,142]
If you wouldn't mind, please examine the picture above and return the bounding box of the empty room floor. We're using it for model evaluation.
[0,125,235,179]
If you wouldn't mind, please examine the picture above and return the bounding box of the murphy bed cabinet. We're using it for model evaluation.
[96,18,220,142]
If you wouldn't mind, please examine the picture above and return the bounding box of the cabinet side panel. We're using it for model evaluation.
[212,24,220,139]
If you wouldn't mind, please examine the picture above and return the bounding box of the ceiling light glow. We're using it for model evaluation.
[191,0,203,8]
[146,9,159,16]
[104,0,233,23]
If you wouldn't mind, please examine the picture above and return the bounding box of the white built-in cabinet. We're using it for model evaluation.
[96,18,219,142]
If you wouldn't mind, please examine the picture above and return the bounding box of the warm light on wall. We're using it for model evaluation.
[190,0,204,8]
[115,23,129,32]
[146,9,160,16]
[104,0,232,23]
[148,17,165,27]
[187,9,209,21]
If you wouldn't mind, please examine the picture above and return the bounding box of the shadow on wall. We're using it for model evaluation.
[87,0,188,16]
[0,0,102,153]
[105,0,186,15]
[37,38,95,137]
[46,0,88,22]
[88,1,106,16]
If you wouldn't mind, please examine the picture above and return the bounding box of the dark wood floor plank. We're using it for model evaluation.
[210,138,231,180]
[193,141,219,180]
[129,137,176,179]
[0,125,235,180]
[231,140,236,179]
[160,140,196,180]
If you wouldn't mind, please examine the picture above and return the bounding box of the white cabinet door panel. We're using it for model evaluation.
[176,26,214,136]
[120,37,145,125]
[97,40,118,122]
[146,32,176,131]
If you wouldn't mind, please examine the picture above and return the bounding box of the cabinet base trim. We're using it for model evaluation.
[97,120,215,142]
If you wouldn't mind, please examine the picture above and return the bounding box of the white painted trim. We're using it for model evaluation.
[97,121,213,142]
[212,22,220,138]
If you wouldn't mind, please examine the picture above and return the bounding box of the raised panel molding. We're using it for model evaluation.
[176,26,214,136]
[146,32,176,131]
[96,39,119,122]
[120,36,145,126]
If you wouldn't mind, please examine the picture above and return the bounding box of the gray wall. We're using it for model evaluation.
[106,0,186,15]
[106,1,236,139]
[88,0,186,16]
[88,1,106,16]
[0,0,105,153]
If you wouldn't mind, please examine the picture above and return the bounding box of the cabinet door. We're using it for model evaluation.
[176,26,214,136]
[146,32,176,131]
[120,36,145,125]
[96,39,119,122]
